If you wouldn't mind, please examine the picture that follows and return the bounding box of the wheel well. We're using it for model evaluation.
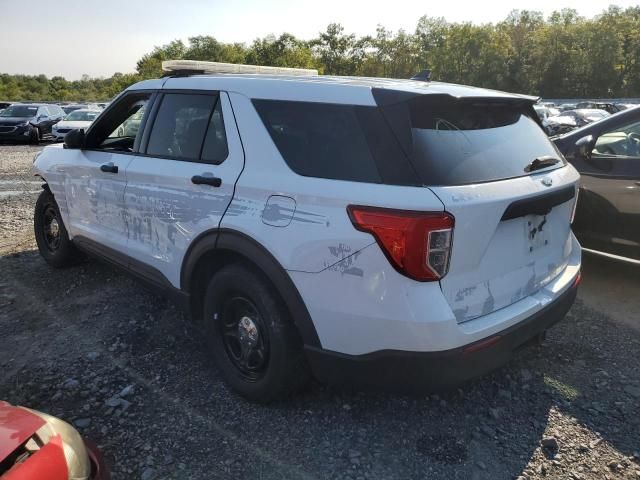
[188,248,246,324]
[182,230,321,348]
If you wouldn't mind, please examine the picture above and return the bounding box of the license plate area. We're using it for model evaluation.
[525,214,550,253]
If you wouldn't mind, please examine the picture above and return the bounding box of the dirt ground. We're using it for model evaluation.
[1,143,639,479]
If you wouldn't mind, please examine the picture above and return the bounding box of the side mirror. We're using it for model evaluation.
[64,128,85,149]
[575,135,595,159]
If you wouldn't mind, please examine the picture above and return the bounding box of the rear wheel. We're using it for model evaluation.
[34,190,80,268]
[202,263,310,402]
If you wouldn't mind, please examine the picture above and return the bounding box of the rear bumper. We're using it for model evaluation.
[306,274,579,392]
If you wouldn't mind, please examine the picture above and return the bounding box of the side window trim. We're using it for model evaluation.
[136,91,162,154]
[198,95,220,161]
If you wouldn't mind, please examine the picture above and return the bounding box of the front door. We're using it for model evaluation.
[124,91,244,287]
[64,91,154,254]
[572,119,640,260]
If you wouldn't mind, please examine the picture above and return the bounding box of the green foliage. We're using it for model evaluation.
[3,5,640,102]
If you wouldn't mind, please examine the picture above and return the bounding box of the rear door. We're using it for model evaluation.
[377,94,580,323]
[124,90,244,287]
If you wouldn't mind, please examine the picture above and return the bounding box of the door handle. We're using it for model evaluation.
[100,163,118,174]
[191,175,222,187]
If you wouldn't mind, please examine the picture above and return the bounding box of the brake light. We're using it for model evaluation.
[347,205,454,281]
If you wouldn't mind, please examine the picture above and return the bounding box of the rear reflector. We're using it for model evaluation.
[463,335,502,354]
[347,205,454,281]
[574,271,582,286]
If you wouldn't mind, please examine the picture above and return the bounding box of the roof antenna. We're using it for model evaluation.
[411,70,431,82]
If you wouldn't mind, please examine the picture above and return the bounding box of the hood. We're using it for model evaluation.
[0,400,46,462]
[546,116,577,126]
[54,120,93,130]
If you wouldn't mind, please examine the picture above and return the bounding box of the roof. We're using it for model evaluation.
[129,74,538,106]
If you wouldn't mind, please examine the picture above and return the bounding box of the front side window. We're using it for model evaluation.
[146,93,227,163]
[85,92,151,152]
[593,119,640,158]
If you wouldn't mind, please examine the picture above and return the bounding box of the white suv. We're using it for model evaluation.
[32,61,582,402]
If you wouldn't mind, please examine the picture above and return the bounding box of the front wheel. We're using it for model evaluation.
[29,127,40,144]
[202,263,310,402]
[34,190,80,268]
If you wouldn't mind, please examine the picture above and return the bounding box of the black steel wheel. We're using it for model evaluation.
[220,295,269,381]
[203,263,310,402]
[41,205,61,252]
[34,189,80,268]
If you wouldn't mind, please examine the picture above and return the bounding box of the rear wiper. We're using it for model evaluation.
[525,156,560,173]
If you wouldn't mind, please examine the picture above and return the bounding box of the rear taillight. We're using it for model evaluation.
[347,205,454,281]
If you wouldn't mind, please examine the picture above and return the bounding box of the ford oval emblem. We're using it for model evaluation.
[541,177,553,187]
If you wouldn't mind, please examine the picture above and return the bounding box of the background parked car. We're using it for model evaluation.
[0,103,64,143]
[61,103,102,115]
[52,108,102,141]
[554,108,640,262]
[575,101,625,114]
[0,400,109,479]
[544,108,610,136]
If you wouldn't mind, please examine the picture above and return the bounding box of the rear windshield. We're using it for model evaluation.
[253,100,418,185]
[377,93,565,185]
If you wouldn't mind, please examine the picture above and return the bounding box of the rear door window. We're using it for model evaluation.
[146,93,219,162]
[374,91,565,186]
[253,100,417,185]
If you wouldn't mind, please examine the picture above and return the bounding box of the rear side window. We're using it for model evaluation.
[147,93,216,161]
[375,91,565,186]
[253,100,418,185]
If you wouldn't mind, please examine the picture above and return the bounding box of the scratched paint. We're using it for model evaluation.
[323,244,364,277]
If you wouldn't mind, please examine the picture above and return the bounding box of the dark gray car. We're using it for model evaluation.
[0,104,65,143]
[553,107,640,261]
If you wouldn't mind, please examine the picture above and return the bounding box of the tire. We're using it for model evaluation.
[202,263,310,402]
[34,190,80,268]
[29,127,40,144]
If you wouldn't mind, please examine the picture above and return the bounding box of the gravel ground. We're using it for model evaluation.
[1,143,639,479]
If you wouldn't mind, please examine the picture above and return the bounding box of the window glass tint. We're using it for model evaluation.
[201,98,228,164]
[594,120,640,157]
[375,91,564,186]
[253,100,417,185]
[147,94,216,161]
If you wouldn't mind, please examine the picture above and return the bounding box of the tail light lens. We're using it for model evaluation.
[347,205,454,281]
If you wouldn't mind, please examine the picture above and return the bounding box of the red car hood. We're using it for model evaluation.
[0,401,46,462]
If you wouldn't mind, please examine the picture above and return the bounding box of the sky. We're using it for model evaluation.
[0,0,635,79]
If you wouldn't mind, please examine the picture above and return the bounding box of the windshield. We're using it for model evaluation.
[65,111,100,122]
[0,105,38,118]
[377,94,564,186]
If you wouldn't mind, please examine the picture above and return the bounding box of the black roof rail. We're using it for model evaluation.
[161,69,206,78]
